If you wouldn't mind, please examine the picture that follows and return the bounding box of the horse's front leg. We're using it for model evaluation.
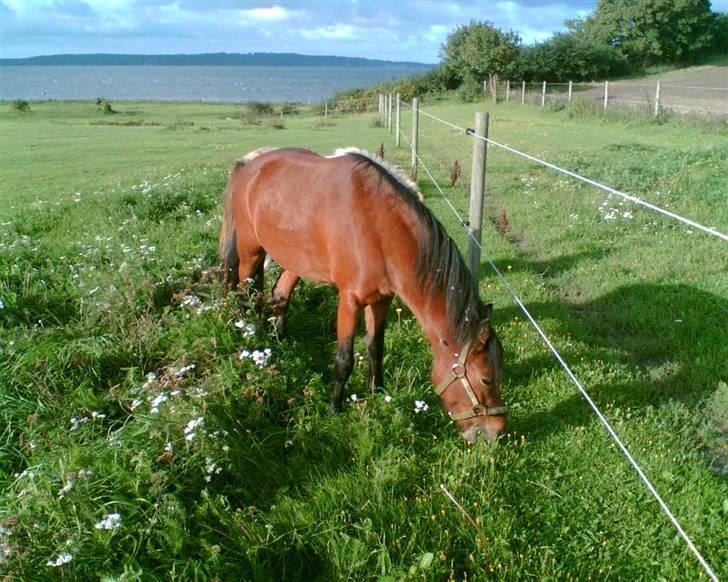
[364,296,392,395]
[330,292,361,413]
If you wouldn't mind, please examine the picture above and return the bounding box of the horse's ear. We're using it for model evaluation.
[478,304,493,344]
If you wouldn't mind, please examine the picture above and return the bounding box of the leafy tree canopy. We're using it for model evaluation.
[584,0,718,65]
[440,20,521,84]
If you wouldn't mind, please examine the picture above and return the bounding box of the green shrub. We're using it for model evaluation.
[245,101,275,116]
[12,99,30,112]
[457,77,485,102]
[96,98,115,114]
[279,102,300,115]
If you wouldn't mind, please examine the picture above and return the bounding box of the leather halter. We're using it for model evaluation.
[434,338,507,421]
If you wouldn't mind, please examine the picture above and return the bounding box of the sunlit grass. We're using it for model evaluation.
[0,97,725,579]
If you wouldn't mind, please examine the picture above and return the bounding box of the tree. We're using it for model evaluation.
[517,31,632,81]
[584,0,717,66]
[440,21,521,85]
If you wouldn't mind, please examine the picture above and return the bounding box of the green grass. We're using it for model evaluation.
[0,97,726,580]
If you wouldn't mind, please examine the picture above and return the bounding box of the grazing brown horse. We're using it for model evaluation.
[220,147,506,441]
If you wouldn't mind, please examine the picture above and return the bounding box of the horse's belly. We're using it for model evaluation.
[258,229,335,285]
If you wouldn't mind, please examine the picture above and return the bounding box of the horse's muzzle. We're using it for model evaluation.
[461,419,507,442]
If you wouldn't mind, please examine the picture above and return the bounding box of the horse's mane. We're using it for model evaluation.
[339,150,486,344]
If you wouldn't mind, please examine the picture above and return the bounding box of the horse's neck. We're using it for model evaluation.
[396,285,460,364]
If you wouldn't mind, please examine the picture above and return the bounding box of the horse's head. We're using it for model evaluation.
[434,304,507,442]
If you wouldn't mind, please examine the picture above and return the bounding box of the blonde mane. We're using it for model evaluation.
[328,147,424,202]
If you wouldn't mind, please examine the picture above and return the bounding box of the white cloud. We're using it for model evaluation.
[301,24,356,41]
[243,5,288,21]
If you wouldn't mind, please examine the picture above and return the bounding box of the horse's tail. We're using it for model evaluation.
[219,163,243,287]
[220,148,279,287]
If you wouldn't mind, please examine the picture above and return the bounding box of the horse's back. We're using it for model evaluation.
[232,148,419,300]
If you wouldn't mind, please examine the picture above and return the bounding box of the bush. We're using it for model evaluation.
[12,99,30,112]
[279,103,300,115]
[96,98,115,114]
[457,76,485,102]
[245,102,275,116]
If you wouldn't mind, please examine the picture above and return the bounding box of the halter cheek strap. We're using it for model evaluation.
[434,338,507,421]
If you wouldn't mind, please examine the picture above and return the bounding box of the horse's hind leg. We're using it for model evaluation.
[330,292,362,413]
[364,296,393,395]
[236,243,266,312]
[271,270,300,336]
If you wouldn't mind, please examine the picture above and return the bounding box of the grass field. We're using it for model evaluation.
[0,97,726,580]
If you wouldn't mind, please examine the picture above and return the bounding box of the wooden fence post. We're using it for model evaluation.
[411,97,419,180]
[387,93,393,133]
[568,80,573,103]
[483,80,487,98]
[541,81,546,107]
[395,92,401,147]
[467,112,489,280]
[603,81,609,110]
[506,80,510,102]
[324,100,328,117]
[654,81,661,117]
[522,81,526,104]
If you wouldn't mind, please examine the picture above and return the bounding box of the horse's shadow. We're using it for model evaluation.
[493,277,727,441]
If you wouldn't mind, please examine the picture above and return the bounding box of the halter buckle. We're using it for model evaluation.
[451,362,466,378]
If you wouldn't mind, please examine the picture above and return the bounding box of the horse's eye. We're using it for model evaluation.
[481,377,493,386]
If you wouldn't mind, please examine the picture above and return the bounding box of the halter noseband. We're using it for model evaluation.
[434,338,507,421]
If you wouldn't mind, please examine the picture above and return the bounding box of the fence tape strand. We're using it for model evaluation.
[400,99,727,242]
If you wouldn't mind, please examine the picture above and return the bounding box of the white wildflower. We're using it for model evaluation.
[47,552,74,567]
[181,294,202,309]
[204,456,222,482]
[384,394,392,403]
[91,411,106,419]
[142,372,157,389]
[174,364,196,377]
[149,392,168,414]
[58,480,74,498]
[130,398,144,411]
[239,348,272,367]
[251,348,272,367]
[95,512,122,530]
[69,417,90,431]
[235,320,256,337]
[184,417,205,441]
[350,393,359,402]
[164,441,173,453]
[414,400,429,413]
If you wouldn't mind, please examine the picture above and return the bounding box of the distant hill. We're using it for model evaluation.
[0,52,432,68]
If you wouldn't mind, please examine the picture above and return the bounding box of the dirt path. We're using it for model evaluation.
[530,66,728,115]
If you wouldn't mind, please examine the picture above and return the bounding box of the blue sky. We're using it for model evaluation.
[0,0,716,63]
[0,0,602,62]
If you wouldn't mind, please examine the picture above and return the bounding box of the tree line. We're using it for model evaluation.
[341,0,726,102]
